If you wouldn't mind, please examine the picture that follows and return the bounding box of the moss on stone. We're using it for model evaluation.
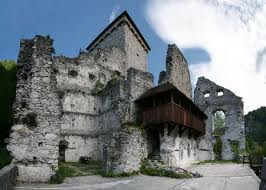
[91,71,121,96]
[121,123,146,136]
[91,80,105,95]
[212,127,226,136]
[230,140,239,158]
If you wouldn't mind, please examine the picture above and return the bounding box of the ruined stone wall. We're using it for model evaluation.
[89,47,127,76]
[103,126,148,174]
[0,164,18,190]
[159,44,192,100]
[7,32,153,182]
[7,36,61,182]
[194,77,245,160]
[124,68,154,123]
[159,125,199,167]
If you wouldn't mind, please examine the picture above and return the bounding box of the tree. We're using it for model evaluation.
[245,107,266,145]
[0,60,16,168]
[0,60,16,146]
[214,111,225,129]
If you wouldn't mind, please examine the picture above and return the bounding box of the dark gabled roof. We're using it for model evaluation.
[135,82,207,119]
[86,11,151,52]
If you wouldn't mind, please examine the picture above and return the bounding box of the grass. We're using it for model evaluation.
[196,160,238,165]
[49,161,139,184]
[101,171,139,178]
[49,161,102,184]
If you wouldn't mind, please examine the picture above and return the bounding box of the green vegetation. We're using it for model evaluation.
[0,60,16,169]
[213,111,225,130]
[245,107,266,157]
[212,111,225,141]
[0,147,13,169]
[49,161,102,184]
[107,70,121,86]
[230,140,239,156]
[213,137,222,159]
[196,160,237,165]
[212,127,226,136]
[121,122,146,135]
[140,160,193,179]
[91,80,105,95]
[101,171,139,178]
[91,71,121,96]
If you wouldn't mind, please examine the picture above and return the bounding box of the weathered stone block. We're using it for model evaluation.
[0,164,18,190]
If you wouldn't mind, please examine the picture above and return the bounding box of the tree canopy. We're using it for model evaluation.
[245,106,266,145]
[0,60,16,146]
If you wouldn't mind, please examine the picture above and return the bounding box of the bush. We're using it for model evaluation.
[213,137,222,159]
[101,171,139,178]
[0,147,12,169]
[91,80,105,95]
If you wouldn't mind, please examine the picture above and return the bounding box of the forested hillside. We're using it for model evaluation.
[0,60,16,168]
[245,106,266,156]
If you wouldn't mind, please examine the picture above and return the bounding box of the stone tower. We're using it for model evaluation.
[159,44,193,100]
[7,36,61,182]
[86,11,150,74]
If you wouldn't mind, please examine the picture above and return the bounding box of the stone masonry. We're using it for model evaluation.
[159,44,193,100]
[156,46,211,166]
[194,77,245,160]
[6,10,244,183]
[7,11,153,182]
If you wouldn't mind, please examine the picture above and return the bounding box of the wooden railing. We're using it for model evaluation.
[143,103,205,134]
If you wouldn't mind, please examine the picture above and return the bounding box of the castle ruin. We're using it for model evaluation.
[6,11,245,182]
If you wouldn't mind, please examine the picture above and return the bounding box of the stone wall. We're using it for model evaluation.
[89,22,148,74]
[7,36,61,182]
[159,125,199,167]
[159,44,192,100]
[91,23,126,51]
[194,77,245,160]
[6,30,153,181]
[0,165,17,190]
[125,24,148,72]
[103,126,148,174]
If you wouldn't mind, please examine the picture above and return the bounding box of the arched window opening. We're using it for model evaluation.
[213,110,226,136]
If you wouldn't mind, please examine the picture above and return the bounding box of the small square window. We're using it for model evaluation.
[204,93,210,98]
[217,91,224,96]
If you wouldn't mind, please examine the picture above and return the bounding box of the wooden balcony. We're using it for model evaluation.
[143,103,205,134]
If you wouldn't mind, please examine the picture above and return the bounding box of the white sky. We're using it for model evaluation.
[145,0,266,113]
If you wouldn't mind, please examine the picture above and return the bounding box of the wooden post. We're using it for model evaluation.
[171,92,174,103]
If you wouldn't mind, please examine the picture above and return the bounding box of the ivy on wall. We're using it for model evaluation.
[213,137,222,159]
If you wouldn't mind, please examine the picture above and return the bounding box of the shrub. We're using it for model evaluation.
[0,147,12,169]
[91,80,105,95]
[213,137,222,159]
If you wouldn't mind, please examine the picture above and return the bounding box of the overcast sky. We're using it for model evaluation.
[0,0,265,113]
